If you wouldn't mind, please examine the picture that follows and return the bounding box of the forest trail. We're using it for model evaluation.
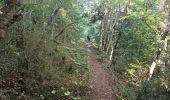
[87,43,115,100]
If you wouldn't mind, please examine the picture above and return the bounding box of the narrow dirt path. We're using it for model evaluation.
[88,44,115,100]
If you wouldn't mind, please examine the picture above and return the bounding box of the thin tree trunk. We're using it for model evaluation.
[34,0,64,49]
[41,0,64,41]
[145,0,170,83]
[106,34,113,54]
[106,8,116,54]
[99,10,107,50]
[102,10,109,50]
[109,32,121,67]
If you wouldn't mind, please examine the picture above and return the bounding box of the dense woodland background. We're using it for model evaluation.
[0,0,170,100]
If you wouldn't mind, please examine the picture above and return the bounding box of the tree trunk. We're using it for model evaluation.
[99,12,106,50]
[145,0,170,85]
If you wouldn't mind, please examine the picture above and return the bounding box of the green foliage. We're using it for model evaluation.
[138,78,170,100]
[113,82,138,100]
[117,15,158,69]
[0,0,89,99]
[96,50,108,62]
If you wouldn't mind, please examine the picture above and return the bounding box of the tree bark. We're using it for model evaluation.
[37,0,64,43]
[99,10,107,50]
[145,0,170,84]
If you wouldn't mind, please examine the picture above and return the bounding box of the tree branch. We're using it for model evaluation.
[45,0,64,33]
[0,0,18,14]
[55,20,79,38]
[0,10,23,38]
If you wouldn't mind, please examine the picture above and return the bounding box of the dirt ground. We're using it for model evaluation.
[87,44,115,100]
